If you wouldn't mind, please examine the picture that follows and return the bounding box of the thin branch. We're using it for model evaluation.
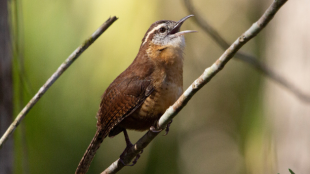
[101,0,287,173]
[183,0,310,103]
[0,16,118,148]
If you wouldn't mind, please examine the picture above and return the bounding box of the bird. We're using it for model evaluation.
[75,15,196,174]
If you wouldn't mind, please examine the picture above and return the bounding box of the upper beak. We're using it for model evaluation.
[169,15,197,36]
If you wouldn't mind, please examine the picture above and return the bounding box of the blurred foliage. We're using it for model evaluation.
[9,0,274,174]
[289,169,295,174]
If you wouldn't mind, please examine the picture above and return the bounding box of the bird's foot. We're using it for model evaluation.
[120,145,143,166]
[163,120,173,136]
[150,119,173,136]
[150,126,162,132]
[119,129,143,166]
[120,149,143,166]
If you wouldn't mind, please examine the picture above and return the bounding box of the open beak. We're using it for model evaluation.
[169,15,197,37]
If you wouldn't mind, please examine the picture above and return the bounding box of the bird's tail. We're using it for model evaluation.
[75,128,107,174]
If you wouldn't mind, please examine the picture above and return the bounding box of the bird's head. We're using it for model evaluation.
[140,15,196,63]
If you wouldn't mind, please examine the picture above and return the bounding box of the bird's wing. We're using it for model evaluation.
[76,55,155,174]
[76,76,154,174]
[96,75,154,135]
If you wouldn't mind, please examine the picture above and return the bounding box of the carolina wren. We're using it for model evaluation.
[76,15,195,174]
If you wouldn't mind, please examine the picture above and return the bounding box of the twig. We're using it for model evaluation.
[0,16,118,148]
[183,0,310,103]
[101,0,287,173]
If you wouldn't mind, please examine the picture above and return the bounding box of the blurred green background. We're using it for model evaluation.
[6,0,310,174]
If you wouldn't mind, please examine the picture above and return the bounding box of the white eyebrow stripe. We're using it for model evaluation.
[142,24,166,46]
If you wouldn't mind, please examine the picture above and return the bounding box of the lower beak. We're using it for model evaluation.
[169,15,197,36]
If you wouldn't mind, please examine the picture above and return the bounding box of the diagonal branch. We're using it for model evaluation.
[183,0,310,103]
[101,0,288,173]
[0,16,118,148]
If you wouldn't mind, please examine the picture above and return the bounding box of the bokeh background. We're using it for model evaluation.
[2,0,310,174]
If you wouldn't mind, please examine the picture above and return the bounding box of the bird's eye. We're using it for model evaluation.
[159,27,166,33]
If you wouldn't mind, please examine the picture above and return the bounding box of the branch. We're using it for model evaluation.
[0,16,118,148]
[101,0,287,173]
[183,0,310,103]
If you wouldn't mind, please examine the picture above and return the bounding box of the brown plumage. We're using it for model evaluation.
[76,15,195,174]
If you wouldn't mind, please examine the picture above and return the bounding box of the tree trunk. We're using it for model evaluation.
[0,0,14,174]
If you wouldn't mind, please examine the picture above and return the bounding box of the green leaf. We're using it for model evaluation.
[289,168,295,174]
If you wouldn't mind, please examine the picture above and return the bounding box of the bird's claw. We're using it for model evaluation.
[163,120,173,136]
[150,126,162,132]
[120,129,144,166]
[150,120,173,135]
[120,149,143,166]
[129,150,143,166]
